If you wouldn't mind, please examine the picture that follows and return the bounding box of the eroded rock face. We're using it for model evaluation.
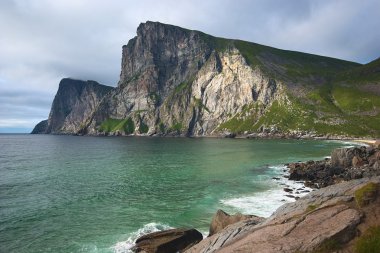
[85,24,286,136]
[209,210,264,236]
[132,228,203,253]
[41,78,113,134]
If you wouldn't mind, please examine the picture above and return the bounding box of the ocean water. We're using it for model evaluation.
[0,135,350,253]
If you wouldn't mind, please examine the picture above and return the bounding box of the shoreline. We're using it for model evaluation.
[128,141,380,252]
[123,141,357,252]
[30,132,380,144]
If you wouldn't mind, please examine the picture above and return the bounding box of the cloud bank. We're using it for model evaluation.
[1,0,379,132]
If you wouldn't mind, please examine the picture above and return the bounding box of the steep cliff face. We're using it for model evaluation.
[32,78,113,134]
[84,22,290,136]
[34,21,380,137]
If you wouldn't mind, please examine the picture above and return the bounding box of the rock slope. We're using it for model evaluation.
[186,176,380,253]
[33,22,380,137]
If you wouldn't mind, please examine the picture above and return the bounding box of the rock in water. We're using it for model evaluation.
[132,228,203,253]
[209,210,264,236]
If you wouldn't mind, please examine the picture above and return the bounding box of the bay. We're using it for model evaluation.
[0,135,350,252]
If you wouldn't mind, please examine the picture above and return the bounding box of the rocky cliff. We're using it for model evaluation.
[32,78,113,134]
[33,22,380,137]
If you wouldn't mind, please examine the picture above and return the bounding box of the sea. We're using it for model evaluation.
[0,134,355,253]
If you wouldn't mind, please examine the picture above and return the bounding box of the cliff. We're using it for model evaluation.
[32,78,113,134]
[33,22,380,137]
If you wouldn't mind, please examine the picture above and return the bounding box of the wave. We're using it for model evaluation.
[112,222,172,253]
[221,165,312,217]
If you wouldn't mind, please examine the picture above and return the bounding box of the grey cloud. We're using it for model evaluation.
[0,0,379,131]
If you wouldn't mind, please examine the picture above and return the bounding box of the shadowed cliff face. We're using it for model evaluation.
[32,78,113,134]
[33,21,380,137]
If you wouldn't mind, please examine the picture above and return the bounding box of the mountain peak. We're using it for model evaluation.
[136,21,192,37]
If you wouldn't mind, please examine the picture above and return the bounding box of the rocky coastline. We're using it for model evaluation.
[130,143,380,253]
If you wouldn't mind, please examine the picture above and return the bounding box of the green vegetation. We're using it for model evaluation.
[332,86,380,113]
[99,118,135,134]
[218,103,262,133]
[193,97,210,113]
[159,122,166,133]
[199,33,231,52]
[336,57,380,83]
[217,89,380,136]
[138,121,149,134]
[233,39,359,81]
[174,78,194,94]
[311,238,340,253]
[169,122,184,132]
[354,183,379,207]
[306,204,319,212]
[355,226,380,253]
[175,81,190,93]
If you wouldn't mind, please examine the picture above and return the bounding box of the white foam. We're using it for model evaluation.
[112,222,172,253]
[221,165,312,218]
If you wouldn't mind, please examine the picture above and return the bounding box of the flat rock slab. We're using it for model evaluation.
[186,177,380,253]
[218,205,361,253]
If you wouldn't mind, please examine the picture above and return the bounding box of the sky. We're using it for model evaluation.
[1,0,379,133]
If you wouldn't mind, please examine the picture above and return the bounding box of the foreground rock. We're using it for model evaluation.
[209,210,264,236]
[288,146,380,188]
[132,228,203,253]
[186,176,380,253]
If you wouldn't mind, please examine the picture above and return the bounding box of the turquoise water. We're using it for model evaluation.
[0,135,348,252]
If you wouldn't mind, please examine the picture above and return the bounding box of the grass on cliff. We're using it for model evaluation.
[311,238,341,253]
[218,103,262,133]
[354,182,379,208]
[354,226,380,253]
[332,86,380,113]
[138,121,149,134]
[99,118,135,134]
[233,40,359,82]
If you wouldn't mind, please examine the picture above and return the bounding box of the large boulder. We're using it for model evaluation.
[209,210,264,236]
[331,147,366,168]
[132,228,203,253]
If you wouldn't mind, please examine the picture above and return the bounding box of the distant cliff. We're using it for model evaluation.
[32,78,113,134]
[33,21,380,137]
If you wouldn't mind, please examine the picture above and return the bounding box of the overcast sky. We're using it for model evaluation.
[1,0,379,132]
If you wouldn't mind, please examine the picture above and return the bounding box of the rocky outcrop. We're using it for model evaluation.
[186,176,380,253]
[33,78,113,134]
[208,210,264,236]
[288,146,380,188]
[131,228,203,253]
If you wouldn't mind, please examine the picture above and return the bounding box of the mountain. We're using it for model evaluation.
[32,21,380,138]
